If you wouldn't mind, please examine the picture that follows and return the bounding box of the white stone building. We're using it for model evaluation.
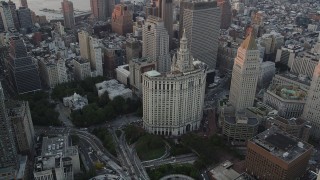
[95,80,132,100]
[142,16,171,73]
[229,32,260,112]
[63,93,88,111]
[142,32,207,136]
[116,64,130,85]
[302,61,320,138]
[263,84,307,119]
[34,136,80,180]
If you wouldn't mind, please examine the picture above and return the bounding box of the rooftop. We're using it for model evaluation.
[225,116,259,126]
[268,116,306,126]
[145,70,161,77]
[209,161,240,180]
[95,79,132,100]
[250,126,313,163]
[41,136,69,157]
[268,84,307,101]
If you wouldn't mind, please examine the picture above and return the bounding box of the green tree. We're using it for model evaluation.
[111,96,125,114]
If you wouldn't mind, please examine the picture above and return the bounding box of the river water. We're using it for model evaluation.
[11,0,145,20]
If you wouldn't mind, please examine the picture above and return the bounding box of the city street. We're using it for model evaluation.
[142,153,198,168]
[34,126,128,179]
[55,103,74,127]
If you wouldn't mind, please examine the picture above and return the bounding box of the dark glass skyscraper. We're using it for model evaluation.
[7,37,41,94]
[0,82,17,169]
[17,7,32,32]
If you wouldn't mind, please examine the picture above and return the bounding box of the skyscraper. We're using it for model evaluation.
[180,1,221,69]
[6,100,35,154]
[302,61,320,138]
[0,12,4,32]
[218,0,232,29]
[20,0,28,8]
[8,0,19,30]
[6,37,42,94]
[17,7,32,31]
[142,31,207,136]
[229,32,260,112]
[90,0,115,21]
[0,82,18,170]
[61,0,75,29]
[142,16,171,73]
[0,1,14,31]
[111,3,133,35]
[159,0,173,47]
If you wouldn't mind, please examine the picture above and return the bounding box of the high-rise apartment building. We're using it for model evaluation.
[78,30,90,60]
[61,0,75,29]
[111,3,133,35]
[20,0,28,8]
[0,1,14,31]
[229,32,260,112]
[0,82,18,170]
[180,1,220,69]
[219,0,232,29]
[129,57,156,97]
[142,16,171,73]
[73,58,91,80]
[142,32,207,136]
[246,126,313,180]
[6,100,35,154]
[7,37,42,94]
[90,0,114,21]
[78,31,103,76]
[302,61,320,138]
[17,7,32,31]
[89,36,103,76]
[126,38,141,63]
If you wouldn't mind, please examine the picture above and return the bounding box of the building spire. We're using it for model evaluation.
[240,30,257,50]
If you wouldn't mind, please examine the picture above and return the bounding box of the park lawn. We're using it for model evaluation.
[135,134,166,161]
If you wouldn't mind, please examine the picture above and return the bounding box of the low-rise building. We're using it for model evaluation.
[208,160,240,180]
[222,112,259,142]
[116,64,130,85]
[263,84,307,119]
[266,116,311,141]
[63,93,88,111]
[34,135,80,180]
[272,72,311,90]
[95,79,132,100]
[245,126,313,180]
